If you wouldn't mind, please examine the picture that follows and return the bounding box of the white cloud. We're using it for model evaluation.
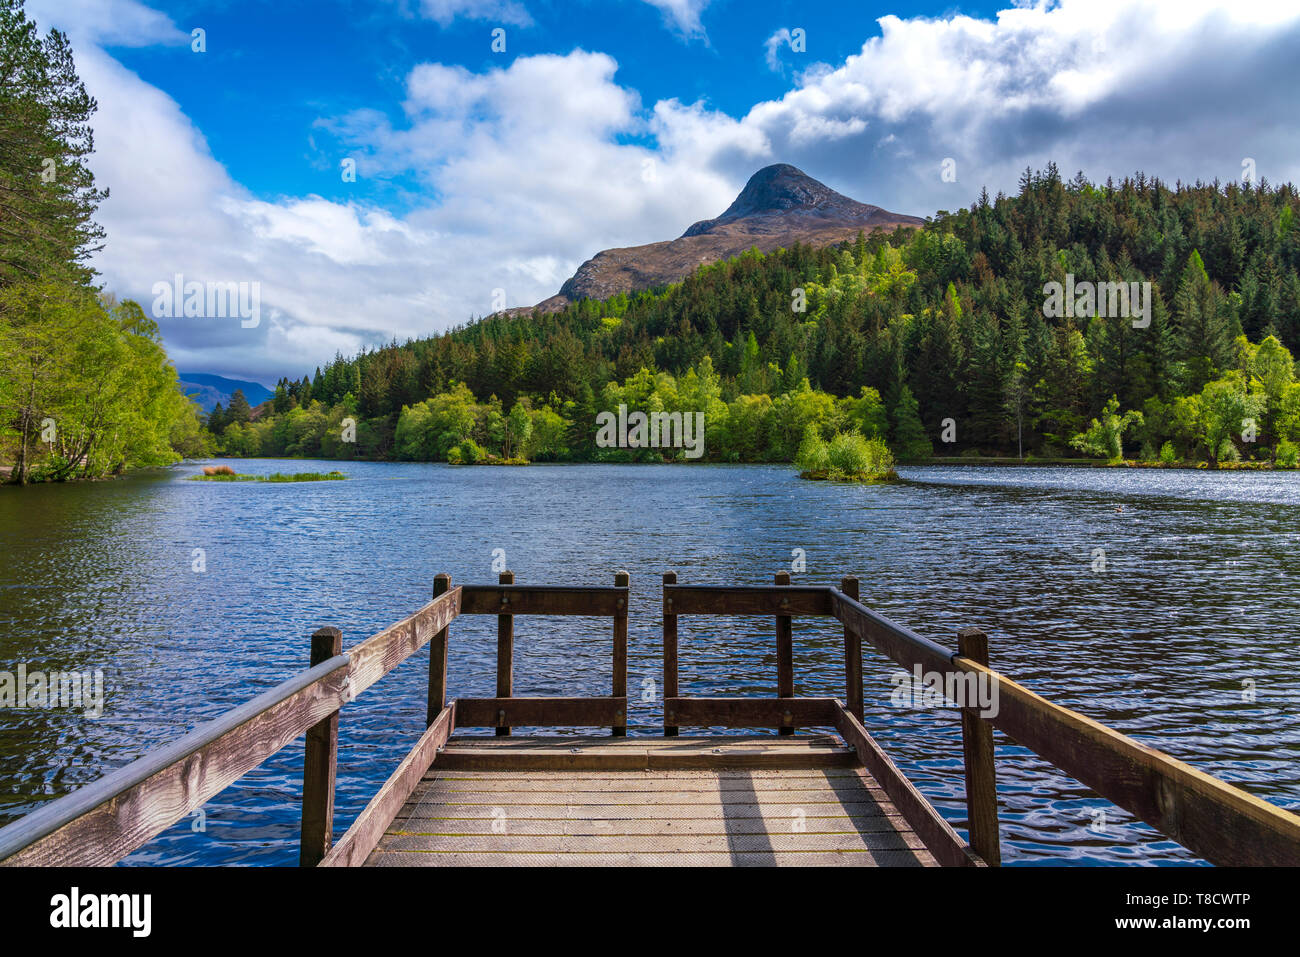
[668,0,1300,216]
[764,28,792,73]
[415,0,532,27]
[640,0,712,40]
[26,0,188,47]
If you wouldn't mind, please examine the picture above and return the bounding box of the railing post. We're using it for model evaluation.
[613,570,629,736]
[300,625,341,867]
[774,571,794,735]
[841,576,863,722]
[496,570,514,736]
[663,571,678,736]
[427,573,451,727]
[958,627,1001,866]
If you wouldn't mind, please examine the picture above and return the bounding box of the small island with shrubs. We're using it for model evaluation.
[190,466,347,482]
[795,427,899,483]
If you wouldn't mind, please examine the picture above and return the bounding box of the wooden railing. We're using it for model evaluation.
[662,572,1300,867]
[1,570,1297,868]
[0,570,629,868]
[0,582,463,867]
[451,571,630,736]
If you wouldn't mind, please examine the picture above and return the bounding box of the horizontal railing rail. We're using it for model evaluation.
[0,585,464,867]
[453,571,629,736]
[661,574,1300,868]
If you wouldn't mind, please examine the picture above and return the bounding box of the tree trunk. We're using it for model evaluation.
[13,380,34,485]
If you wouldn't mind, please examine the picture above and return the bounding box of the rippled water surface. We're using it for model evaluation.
[1,461,1297,865]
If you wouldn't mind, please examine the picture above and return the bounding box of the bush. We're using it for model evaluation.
[794,427,829,473]
[448,439,484,464]
[828,432,874,475]
[1159,440,1177,464]
[1217,438,1241,464]
[1277,439,1299,469]
[798,430,898,481]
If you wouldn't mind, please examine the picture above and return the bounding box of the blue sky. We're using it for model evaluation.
[104,0,1003,211]
[23,0,1300,383]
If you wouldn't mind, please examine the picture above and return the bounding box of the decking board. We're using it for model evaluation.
[362,735,938,866]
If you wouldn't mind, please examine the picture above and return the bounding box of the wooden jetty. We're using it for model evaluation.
[2,571,1299,867]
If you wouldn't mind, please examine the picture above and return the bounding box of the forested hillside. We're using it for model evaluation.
[218,164,1300,467]
[0,0,208,483]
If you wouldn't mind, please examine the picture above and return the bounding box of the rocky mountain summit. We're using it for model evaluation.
[519,164,925,314]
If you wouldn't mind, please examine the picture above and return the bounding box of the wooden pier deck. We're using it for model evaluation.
[3,569,1299,869]
[365,736,937,867]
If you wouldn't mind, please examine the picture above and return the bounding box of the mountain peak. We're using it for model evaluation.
[681,164,890,238]
[515,165,924,314]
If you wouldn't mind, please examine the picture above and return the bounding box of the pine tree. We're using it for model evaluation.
[1173,249,1232,392]
[890,385,932,459]
[0,0,107,285]
[227,389,252,424]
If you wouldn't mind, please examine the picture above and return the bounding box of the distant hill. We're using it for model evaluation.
[509,164,924,315]
[177,373,273,412]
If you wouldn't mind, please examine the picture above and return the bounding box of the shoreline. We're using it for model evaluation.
[3,456,1298,486]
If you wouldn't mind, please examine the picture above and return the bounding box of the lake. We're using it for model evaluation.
[1,460,1298,865]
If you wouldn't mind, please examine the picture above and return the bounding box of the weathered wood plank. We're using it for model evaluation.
[454,696,627,729]
[841,576,863,722]
[435,734,847,751]
[957,628,1001,867]
[319,704,456,867]
[496,570,514,736]
[300,626,342,867]
[664,585,833,617]
[612,570,629,735]
[386,814,910,836]
[0,655,351,867]
[664,697,839,729]
[420,774,884,793]
[367,748,937,867]
[402,789,889,807]
[774,571,794,735]
[366,849,934,867]
[426,574,451,726]
[392,801,896,823]
[460,586,626,617]
[833,703,983,868]
[434,734,856,771]
[375,831,928,854]
[663,571,679,736]
[348,586,462,698]
[829,589,954,676]
[955,657,1300,867]
[422,767,868,782]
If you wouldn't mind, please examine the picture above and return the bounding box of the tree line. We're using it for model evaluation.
[0,0,207,483]
[211,163,1300,467]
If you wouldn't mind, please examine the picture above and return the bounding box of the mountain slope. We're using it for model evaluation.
[524,164,924,312]
[177,373,273,412]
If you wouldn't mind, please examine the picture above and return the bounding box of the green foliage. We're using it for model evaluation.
[798,429,896,481]
[891,385,933,459]
[0,283,202,481]
[794,426,830,473]
[825,431,897,480]
[191,163,1300,471]
[0,8,206,482]
[1070,396,1144,462]
[0,0,107,286]
[189,470,345,482]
